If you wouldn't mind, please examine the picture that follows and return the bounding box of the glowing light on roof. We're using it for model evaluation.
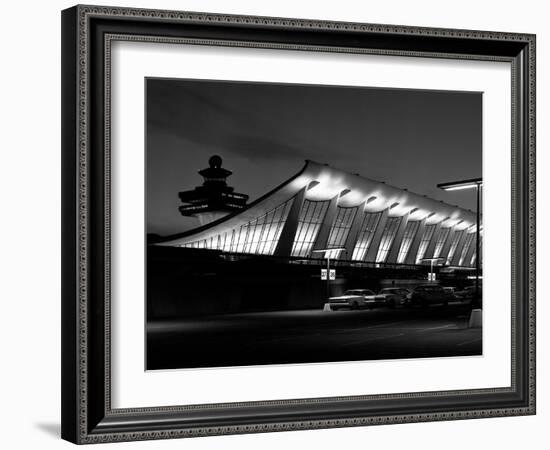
[307,180,320,190]
[306,173,348,200]
[339,190,365,206]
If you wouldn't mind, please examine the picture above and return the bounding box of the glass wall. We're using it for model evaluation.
[397,220,420,264]
[325,206,358,259]
[433,227,451,259]
[415,224,436,263]
[291,200,330,258]
[446,229,464,264]
[375,217,402,263]
[470,232,481,266]
[181,197,294,255]
[351,212,382,261]
[459,232,476,266]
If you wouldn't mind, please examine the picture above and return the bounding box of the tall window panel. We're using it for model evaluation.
[182,240,203,249]
[459,232,476,266]
[470,232,482,266]
[375,217,402,263]
[446,229,464,264]
[415,224,436,263]
[433,227,451,259]
[291,200,330,258]
[351,212,382,261]
[242,198,293,255]
[397,221,420,264]
[325,206,358,259]
[231,226,248,253]
[222,231,233,252]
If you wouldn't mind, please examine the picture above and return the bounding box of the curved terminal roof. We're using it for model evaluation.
[158,160,478,248]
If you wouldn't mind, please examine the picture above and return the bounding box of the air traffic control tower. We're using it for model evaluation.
[178,155,249,225]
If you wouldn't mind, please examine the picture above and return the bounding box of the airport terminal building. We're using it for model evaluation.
[158,160,481,269]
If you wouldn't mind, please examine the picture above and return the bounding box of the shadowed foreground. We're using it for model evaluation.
[147,304,482,370]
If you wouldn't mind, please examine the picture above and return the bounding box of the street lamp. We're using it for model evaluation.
[437,178,482,309]
[419,257,446,282]
[312,247,346,300]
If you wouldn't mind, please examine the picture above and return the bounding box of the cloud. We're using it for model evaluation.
[147,81,331,163]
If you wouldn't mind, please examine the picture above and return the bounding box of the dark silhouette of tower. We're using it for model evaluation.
[178,155,249,225]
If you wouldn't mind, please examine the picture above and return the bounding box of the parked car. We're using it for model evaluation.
[328,289,386,310]
[378,288,411,308]
[442,286,458,300]
[455,286,483,305]
[409,284,454,307]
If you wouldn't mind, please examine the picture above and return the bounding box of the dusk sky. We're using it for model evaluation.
[146,78,482,236]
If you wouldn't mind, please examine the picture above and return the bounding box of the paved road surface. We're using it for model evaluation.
[147,304,482,370]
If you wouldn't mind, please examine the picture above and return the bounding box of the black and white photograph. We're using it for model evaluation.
[54,2,537,446]
[146,78,483,370]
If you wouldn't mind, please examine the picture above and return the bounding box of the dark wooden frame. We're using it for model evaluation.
[61,4,536,444]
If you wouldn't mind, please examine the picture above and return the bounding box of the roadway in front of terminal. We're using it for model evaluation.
[147,304,482,370]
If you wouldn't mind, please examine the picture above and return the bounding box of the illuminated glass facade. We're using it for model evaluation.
[325,206,358,258]
[351,212,382,261]
[166,162,480,269]
[446,230,463,264]
[177,205,477,267]
[470,232,481,266]
[181,198,293,255]
[397,221,420,264]
[376,217,402,263]
[291,200,330,258]
[416,224,436,263]
[459,232,476,266]
[433,227,451,259]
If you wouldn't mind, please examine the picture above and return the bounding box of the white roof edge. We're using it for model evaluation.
[159,160,479,246]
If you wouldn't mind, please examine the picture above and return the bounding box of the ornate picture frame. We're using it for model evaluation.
[61,5,535,444]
